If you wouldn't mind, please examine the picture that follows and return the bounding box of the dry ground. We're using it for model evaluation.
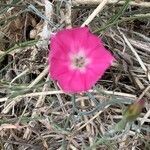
[0,0,150,149]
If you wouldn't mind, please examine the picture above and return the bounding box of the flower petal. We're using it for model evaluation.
[57,71,87,93]
[50,57,69,80]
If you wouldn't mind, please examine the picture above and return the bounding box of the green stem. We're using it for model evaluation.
[113,117,127,132]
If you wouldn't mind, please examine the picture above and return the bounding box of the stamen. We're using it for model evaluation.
[73,56,85,68]
[69,50,91,72]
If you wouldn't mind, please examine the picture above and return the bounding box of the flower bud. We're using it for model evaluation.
[123,99,145,122]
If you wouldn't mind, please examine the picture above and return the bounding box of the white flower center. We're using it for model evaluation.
[69,50,91,72]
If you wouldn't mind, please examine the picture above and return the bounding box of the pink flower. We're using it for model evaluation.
[49,27,114,93]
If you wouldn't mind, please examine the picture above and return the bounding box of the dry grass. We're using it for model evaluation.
[0,0,150,149]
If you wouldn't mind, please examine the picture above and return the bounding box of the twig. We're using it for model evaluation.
[140,109,150,125]
[72,0,150,8]
[0,89,136,103]
[120,31,150,82]
[81,0,108,27]
[23,76,50,140]
[138,85,150,100]
[65,0,72,28]
[28,66,48,88]
[128,38,150,53]
[80,99,94,148]
[9,69,29,86]
[72,104,110,135]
